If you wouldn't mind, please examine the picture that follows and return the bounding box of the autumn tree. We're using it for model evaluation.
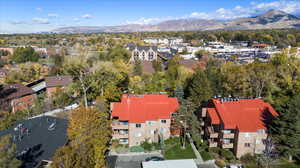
[0,135,22,168]
[52,106,111,168]
[152,59,163,72]
[133,59,142,76]
[195,50,211,60]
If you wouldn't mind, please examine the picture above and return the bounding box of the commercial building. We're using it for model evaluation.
[111,94,179,146]
[201,98,278,158]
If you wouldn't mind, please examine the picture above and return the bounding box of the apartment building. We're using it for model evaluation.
[126,44,158,62]
[201,98,278,158]
[111,94,179,146]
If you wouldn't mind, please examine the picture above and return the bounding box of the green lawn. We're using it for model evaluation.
[164,138,196,160]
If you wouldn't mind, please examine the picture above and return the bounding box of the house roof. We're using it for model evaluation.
[0,116,68,168]
[111,94,179,123]
[45,75,73,88]
[179,60,203,71]
[1,84,35,100]
[209,98,278,132]
[128,45,158,52]
[141,61,155,74]
[207,108,220,124]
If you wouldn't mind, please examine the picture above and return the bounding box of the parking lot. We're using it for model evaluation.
[107,153,163,168]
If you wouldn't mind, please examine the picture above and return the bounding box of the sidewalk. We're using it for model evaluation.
[187,133,203,164]
[29,103,79,119]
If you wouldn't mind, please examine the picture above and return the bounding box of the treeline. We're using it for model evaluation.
[1,29,300,48]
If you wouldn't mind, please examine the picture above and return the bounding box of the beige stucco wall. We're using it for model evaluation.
[128,119,171,146]
[235,131,268,158]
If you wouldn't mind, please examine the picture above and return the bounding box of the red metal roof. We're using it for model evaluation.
[207,108,220,124]
[111,94,179,123]
[209,98,278,132]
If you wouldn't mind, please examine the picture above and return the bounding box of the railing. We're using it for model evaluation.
[201,108,207,117]
[222,142,234,148]
[207,126,218,138]
[112,122,129,129]
[223,133,235,139]
[208,139,218,147]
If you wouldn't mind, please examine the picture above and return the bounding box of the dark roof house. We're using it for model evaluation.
[45,76,73,88]
[1,84,35,100]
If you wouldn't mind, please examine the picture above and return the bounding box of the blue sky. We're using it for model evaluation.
[0,0,300,33]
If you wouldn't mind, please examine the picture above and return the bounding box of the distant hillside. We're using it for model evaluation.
[52,10,300,33]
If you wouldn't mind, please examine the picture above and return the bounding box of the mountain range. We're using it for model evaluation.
[51,10,300,33]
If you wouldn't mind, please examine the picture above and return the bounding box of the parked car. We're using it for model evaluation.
[145,156,164,161]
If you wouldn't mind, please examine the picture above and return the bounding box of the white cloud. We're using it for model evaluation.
[48,13,59,17]
[32,17,50,24]
[123,17,165,25]
[82,14,93,19]
[36,8,43,12]
[10,21,27,25]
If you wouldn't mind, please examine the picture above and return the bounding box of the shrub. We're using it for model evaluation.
[141,141,152,152]
[130,146,144,152]
[240,154,257,164]
[209,147,221,154]
[219,149,235,161]
[200,151,213,161]
[215,159,226,167]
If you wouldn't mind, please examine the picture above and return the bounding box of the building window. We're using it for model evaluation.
[135,132,142,137]
[257,129,265,134]
[136,123,141,128]
[147,121,156,125]
[161,120,166,124]
[245,143,251,147]
[148,52,154,60]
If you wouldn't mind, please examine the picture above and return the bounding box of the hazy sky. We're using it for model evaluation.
[0,0,300,33]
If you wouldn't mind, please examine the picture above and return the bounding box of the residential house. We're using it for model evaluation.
[0,84,36,113]
[111,94,179,146]
[127,44,158,62]
[27,75,73,98]
[200,98,278,158]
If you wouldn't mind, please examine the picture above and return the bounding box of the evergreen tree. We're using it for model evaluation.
[0,135,22,168]
[10,47,39,63]
[186,68,213,105]
[269,95,300,161]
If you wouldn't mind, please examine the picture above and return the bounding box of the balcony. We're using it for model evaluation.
[222,143,234,149]
[223,133,235,139]
[208,139,218,147]
[113,129,129,139]
[201,108,207,117]
[112,121,129,129]
[207,126,218,138]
